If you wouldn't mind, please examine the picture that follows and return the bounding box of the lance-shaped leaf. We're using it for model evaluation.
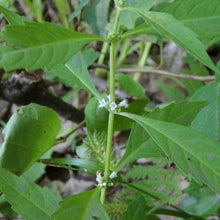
[47,51,101,99]
[0,167,61,220]
[116,101,207,172]
[191,82,220,143]
[0,5,30,25]
[0,103,61,175]
[52,188,110,220]
[0,21,104,71]
[124,7,216,71]
[162,0,220,44]
[118,112,220,194]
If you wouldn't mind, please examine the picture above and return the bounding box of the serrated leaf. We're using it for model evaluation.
[47,51,101,99]
[179,187,219,217]
[118,112,220,194]
[124,7,216,70]
[0,167,61,220]
[116,101,206,172]
[155,80,185,102]
[52,188,110,220]
[115,123,163,172]
[0,6,30,25]
[191,82,220,143]
[122,165,181,204]
[162,0,220,44]
[65,51,101,98]
[0,21,104,71]
[122,196,146,220]
[148,100,208,126]
[115,73,145,96]
[0,195,17,218]
[0,103,61,175]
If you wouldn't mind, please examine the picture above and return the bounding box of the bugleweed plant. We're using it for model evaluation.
[0,0,220,219]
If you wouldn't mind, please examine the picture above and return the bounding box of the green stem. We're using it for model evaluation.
[100,7,121,204]
[95,42,109,76]
[134,41,152,82]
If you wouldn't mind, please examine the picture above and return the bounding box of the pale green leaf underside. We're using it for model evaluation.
[162,0,220,39]
[0,167,61,220]
[0,22,104,71]
[124,7,216,71]
[52,188,110,220]
[119,112,220,193]
[191,82,220,143]
[47,51,101,99]
[0,103,61,175]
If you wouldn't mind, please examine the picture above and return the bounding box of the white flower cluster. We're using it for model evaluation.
[96,171,106,187]
[96,171,117,187]
[98,95,128,111]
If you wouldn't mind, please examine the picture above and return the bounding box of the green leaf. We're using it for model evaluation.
[181,57,208,96]
[148,100,208,126]
[47,51,101,98]
[155,80,185,102]
[0,103,61,175]
[215,61,220,83]
[0,167,61,220]
[124,7,216,70]
[122,165,181,204]
[191,82,220,143]
[118,112,220,194]
[0,6,30,25]
[85,97,149,133]
[122,196,146,220]
[118,0,155,29]
[52,188,110,220]
[115,123,163,172]
[23,149,53,182]
[0,195,17,218]
[115,73,145,96]
[179,187,220,217]
[162,0,220,45]
[65,52,101,98]
[0,21,104,71]
[42,158,104,173]
[82,0,111,37]
[53,0,69,28]
[116,100,207,172]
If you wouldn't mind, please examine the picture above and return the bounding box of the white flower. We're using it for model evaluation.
[118,99,128,108]
[98,98,107,108]
[109,172,117,179]
[109,102,117,111]
[96,171,102,183]
[107,94,111,102]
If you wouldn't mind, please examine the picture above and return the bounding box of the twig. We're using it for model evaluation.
[0,74,84,123]
[56,120,86,142]
[90,64,215,82]
[116,68,215,82]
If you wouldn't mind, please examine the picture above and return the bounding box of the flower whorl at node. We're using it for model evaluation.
[96,171,106,187]
[98,95,128,112]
